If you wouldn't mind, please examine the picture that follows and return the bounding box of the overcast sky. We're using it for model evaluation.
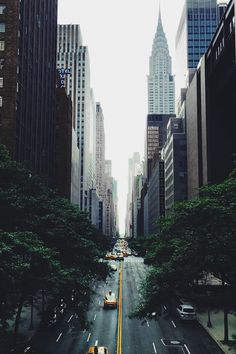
[58,0,187,234]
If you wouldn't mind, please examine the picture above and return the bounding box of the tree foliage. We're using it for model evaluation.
[0,144,109,339]
[135,172,236,317]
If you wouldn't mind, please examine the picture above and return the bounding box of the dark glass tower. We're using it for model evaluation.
[0,0,58,184]
[175,0,227,98]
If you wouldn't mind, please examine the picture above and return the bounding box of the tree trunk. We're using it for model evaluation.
[14,294,25,346]
[41,289,45,324]
[224,307,229,343]
[29,295,34,330]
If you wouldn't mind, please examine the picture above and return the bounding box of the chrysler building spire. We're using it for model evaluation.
[147,3,175,114]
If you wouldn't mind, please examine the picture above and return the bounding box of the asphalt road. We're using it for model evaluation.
[28,257,224,354]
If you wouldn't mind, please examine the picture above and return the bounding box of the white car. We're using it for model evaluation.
[109,263,117,271]
[176,304,197,320]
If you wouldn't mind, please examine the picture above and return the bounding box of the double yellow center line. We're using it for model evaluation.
[117,262,123,354]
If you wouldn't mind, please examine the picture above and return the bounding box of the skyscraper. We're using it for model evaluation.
[96,103,106,199]
[175,0,227,99]
[145,114,175,180]
[148,8,175,115]
[0,0,58,184]
[125,153,141,237]
[186,0,236,198]
[162,117,187,213]
[57,25,93,210]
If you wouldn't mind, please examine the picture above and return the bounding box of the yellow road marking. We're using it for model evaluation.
[117,262,123,354]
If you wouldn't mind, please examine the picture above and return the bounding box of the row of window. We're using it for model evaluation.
[0,1,5,100]
[0,5,6,14]
[0,22,5,32]
[0,3,3,111]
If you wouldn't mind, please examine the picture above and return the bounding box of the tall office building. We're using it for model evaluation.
[175,0,227,98]
[186,0,236,198]
[162,118,187,214]
[95,103,106,199]
[125,153,141,237]
[148,9,175,114]
[145,114,175,180]
[57,25,93,210]
[104,160,118,237]
[0,0,58,184]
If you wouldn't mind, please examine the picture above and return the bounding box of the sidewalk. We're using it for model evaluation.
[197,309,236,354]
[4,298,43,352]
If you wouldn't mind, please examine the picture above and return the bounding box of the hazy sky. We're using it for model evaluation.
[58,0,185,234]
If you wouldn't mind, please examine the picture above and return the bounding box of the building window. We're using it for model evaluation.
[0,58,4,69]
[0,41,4,51]
[0,5,6,14]
[0,96,2,107]
[0,22,5,32]
[0,77,3,88]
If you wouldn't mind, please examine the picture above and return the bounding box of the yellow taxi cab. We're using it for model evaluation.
[105,253,117,260]
[87,347,108,354]
[103,290,117,309]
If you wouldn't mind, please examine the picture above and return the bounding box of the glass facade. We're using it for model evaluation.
[175,0,226,100]
[187,0,219,68]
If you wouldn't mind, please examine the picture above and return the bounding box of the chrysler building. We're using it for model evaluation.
[148,8,175,114]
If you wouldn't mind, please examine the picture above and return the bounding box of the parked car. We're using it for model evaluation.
[176,304,197,320]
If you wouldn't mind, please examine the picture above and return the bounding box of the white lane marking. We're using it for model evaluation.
[95,340,98,346]
[67,315,73,323]
[163,305,167,311]
[171,320,177,328]
[152,342,157,353]
[99,300,101,305]
[94,314,97,321]
[161,339,165,346]
[83,329,86,333]
[56,333,63,343]
[87,333,91,342]
[184,344,191,354]
[146,319,150,327]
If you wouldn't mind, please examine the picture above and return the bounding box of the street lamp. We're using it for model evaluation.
[207,290,212,328]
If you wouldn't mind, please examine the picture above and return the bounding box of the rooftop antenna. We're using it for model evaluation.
[158,0,162,26]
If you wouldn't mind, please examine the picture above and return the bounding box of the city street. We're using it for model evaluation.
[28,257,224,354]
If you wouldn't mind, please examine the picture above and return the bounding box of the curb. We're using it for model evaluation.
[197,318,228,354]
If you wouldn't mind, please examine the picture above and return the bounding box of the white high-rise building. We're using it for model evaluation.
[125,152,141,237]
[57,25,82,130]
[57,25,93,211]
[95,103,106,199]
[148,9,175,114]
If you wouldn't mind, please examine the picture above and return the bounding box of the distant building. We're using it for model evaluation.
[96,103,106,199]
[148,9,175,114]
[148,159,165,234]
[175,0,227,100]
[145,114,175,180]
[186,0,236,198]
[104,160,118,237]
[162,118,187,214]
[125,153,141,237]
[139,181,148,237]
[89,188,100,229]
[0,0,58,184]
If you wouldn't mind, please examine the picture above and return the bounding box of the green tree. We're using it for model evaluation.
[0,145,109,345]
[136,172,236,342]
